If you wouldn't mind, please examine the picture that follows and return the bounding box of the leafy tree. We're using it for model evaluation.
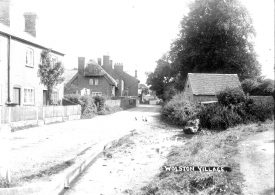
[242,77,274,96]
[170,0,261,90]
[146,55,176,101]
[38,50,64,105]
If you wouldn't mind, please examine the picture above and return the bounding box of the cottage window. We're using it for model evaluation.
[91,92,102,97]
[89,78,99,85]
[52,56,58,66]
[52,91,58,104]
[25,48,34,67]
[24,88,35,104]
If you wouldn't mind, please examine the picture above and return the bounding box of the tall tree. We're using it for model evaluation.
[170,0,261,90]
[146,55,176,101]
[38,50,64,105]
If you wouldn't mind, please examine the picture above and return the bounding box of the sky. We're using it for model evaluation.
[9,0,274,83]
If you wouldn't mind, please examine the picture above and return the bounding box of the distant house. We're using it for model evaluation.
[64,57,117,97]
[100,55,139,97]
[182,73,242,103]
[0,10,64,106]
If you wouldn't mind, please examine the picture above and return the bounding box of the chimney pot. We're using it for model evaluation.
[97,58,102,65]
[24,12,37,37]
[0,0,10,26]
[135,70,137,78]
[78,57,85,75]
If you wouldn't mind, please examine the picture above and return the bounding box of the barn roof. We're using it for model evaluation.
[187,73,242,95]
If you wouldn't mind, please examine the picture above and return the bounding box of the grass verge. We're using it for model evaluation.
[141,121,273,195]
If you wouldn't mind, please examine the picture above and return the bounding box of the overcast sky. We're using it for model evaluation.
[10,0,274,83]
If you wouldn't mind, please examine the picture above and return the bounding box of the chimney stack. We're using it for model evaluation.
[0,0,10,26]
[114,63,123,72]
[97,58,102,65]
[78,57,85,75]
[102,55,113,72]
[135,70,137,78]
[24,12,37,37]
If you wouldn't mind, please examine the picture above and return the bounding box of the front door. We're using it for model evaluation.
[13,87,21,105]
[43,90,47,105]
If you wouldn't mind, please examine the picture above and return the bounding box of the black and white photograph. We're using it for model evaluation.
[0,0,274,194]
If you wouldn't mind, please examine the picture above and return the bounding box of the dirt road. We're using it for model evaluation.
[239,126,274,195]
[63,105,184,195]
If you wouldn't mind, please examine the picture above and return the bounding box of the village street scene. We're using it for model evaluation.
[0,0,274,195]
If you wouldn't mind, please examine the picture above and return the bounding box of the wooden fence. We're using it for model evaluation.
[0,105,81,126]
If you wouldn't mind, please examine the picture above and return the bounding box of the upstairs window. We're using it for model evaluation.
[89,78,99,85]
[25,48,34,67]
[52,56,58,66]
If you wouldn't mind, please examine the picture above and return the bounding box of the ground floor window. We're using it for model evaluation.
[91,92,102,97]
[52,91,58,104]
[24,88,35,104]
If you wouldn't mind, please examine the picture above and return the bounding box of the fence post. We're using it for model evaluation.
[42,106,45,124]
[36,106,39,125]
[8,107,11,124]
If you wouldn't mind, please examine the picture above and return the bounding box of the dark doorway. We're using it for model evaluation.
[43,90,47,105]
[13,87,21,105]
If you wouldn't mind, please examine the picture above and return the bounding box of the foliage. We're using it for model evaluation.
[93,95,106,111]
[64,94,97,117]
[198,98,273,130]
[161,93,199,126]
[38,50,64,105]
[198,104,242,130]
[216,87,245,107]
[146,55,177,101]
[169,0,260,90]
[242,78,274,96]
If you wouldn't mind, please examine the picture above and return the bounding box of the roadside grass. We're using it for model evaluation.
[0,159,75,188]
[141,121,273,195]
[21,159,75,182]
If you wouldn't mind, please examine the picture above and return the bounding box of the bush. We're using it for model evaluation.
[198,104,243,130]
[161,93,199,126]
[64,94,97,117]
[64,94,82,105]
[199,98,273,130]
[241,78,274,96]
[216,87,245,107]
[93,95,106,111]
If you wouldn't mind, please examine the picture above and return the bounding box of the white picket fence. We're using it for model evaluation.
[0,105,81,128]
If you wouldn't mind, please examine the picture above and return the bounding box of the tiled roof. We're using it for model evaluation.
[0,24,64,56]
[188,73,242,95]
[85,60,117,86]
[84,60,106,76]
[63,69,77,84]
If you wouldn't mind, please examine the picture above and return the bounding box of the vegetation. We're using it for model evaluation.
[146,55,176,101]
[63,94,123,118]
[142,122,272,195]
[161,88,273,130]
[38,50,64,105]
[161,93,199,126]
[241,77,274,97]
[198,88,274,130]
[148,0,261,100]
